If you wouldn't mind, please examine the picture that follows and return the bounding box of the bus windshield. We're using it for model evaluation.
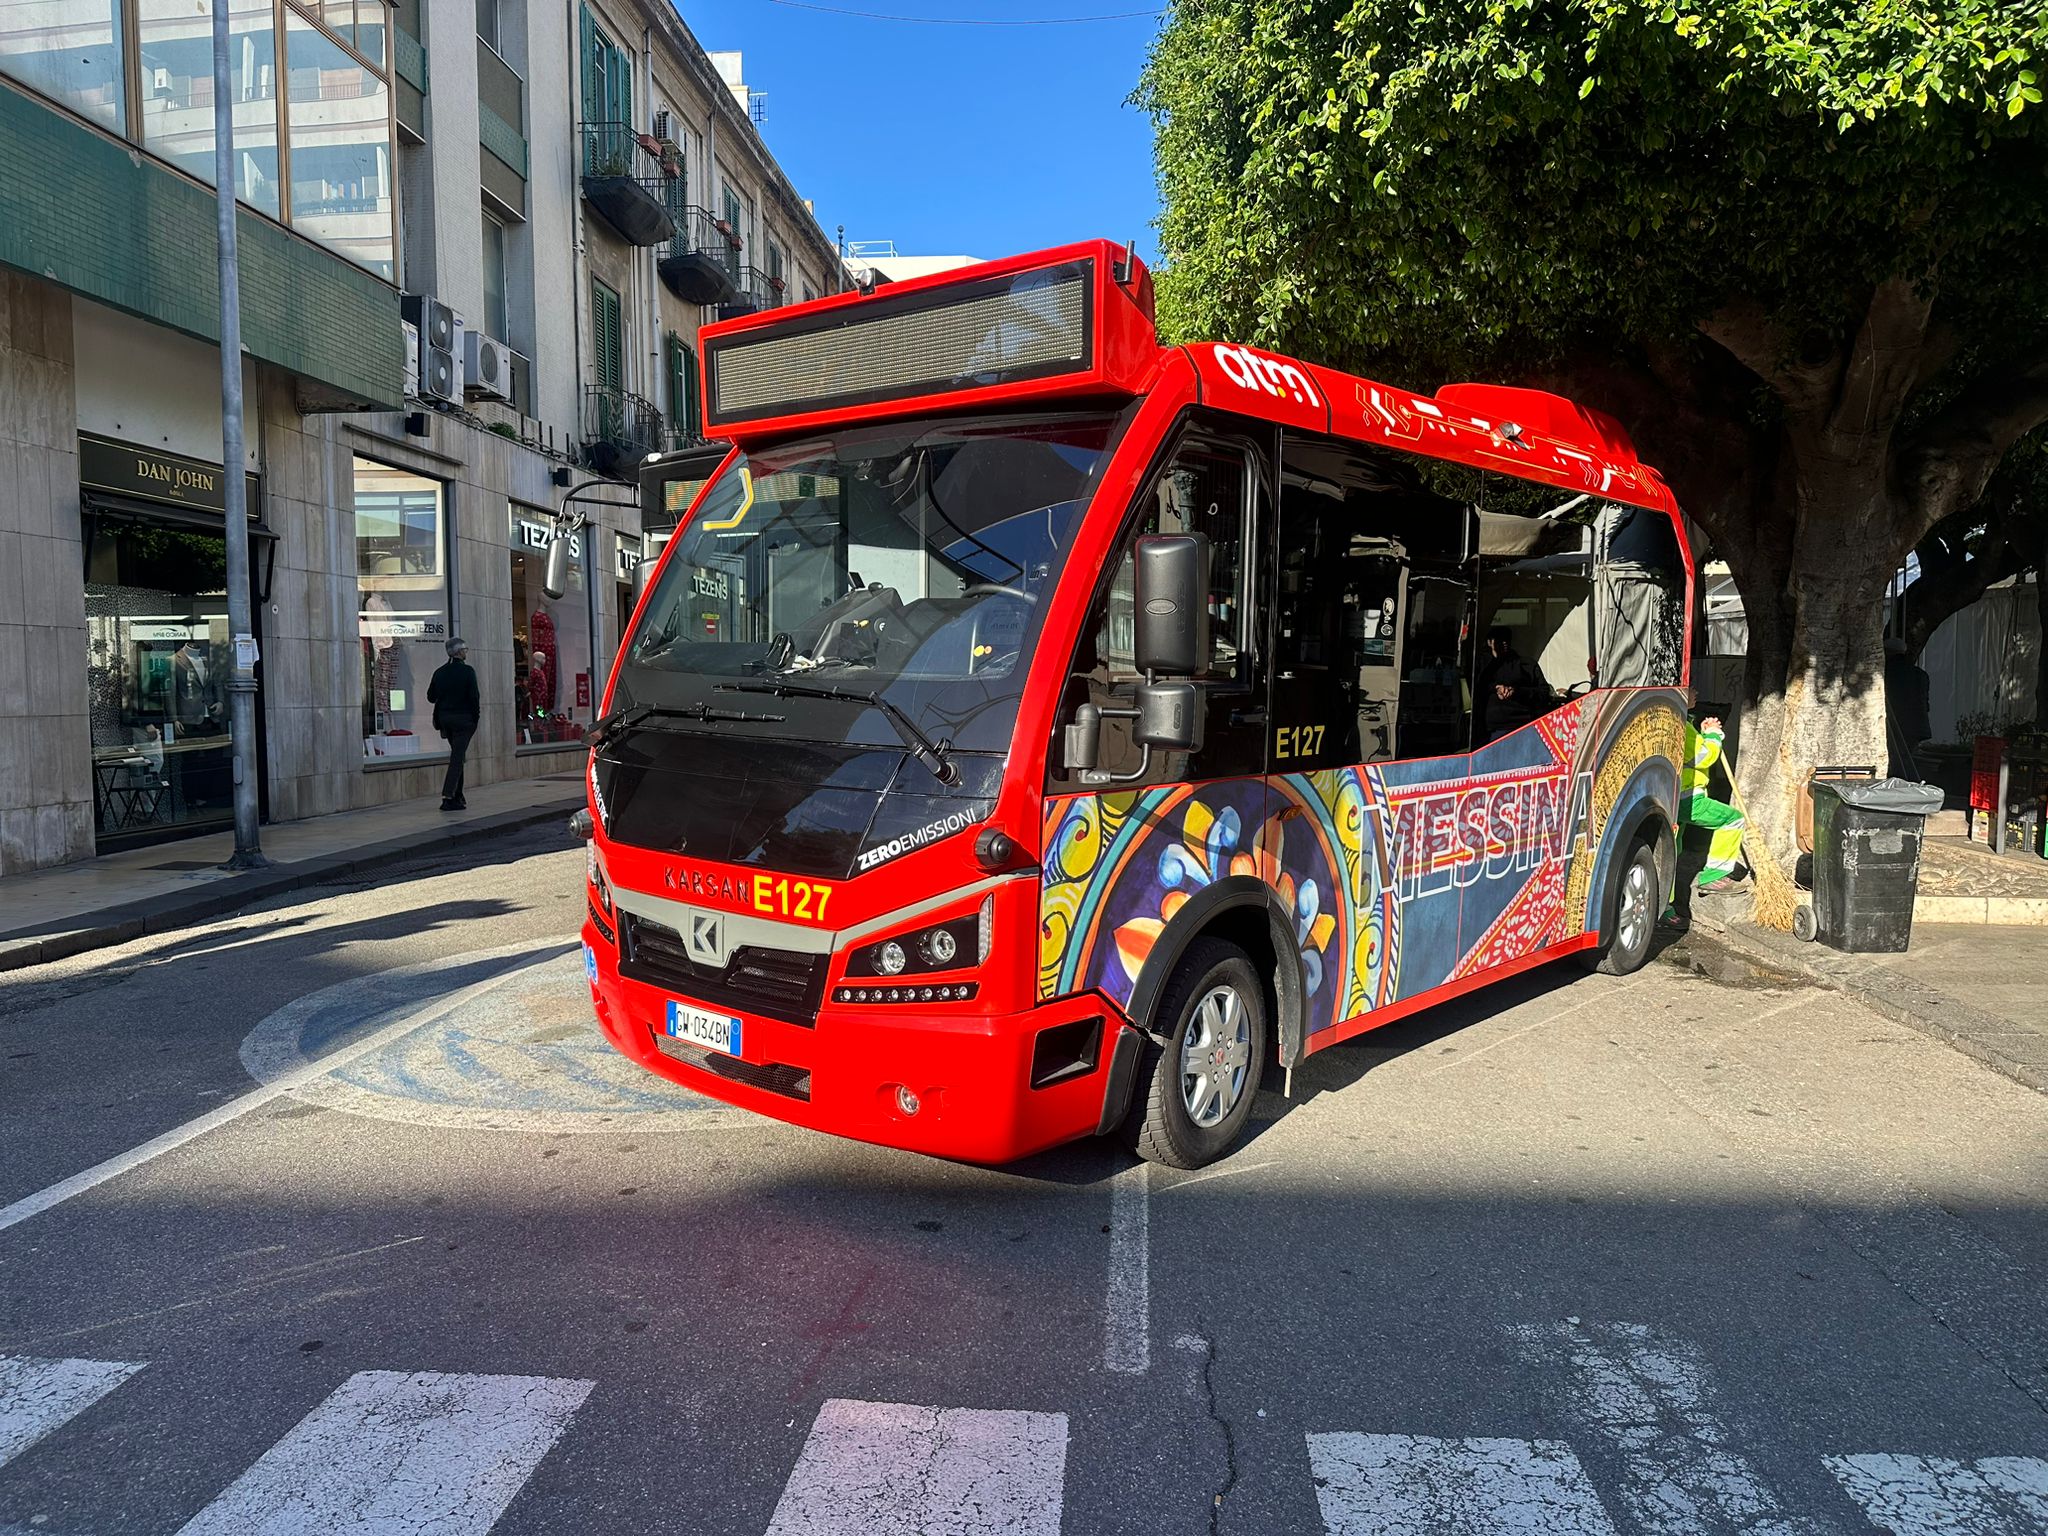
[618,410,1128,755]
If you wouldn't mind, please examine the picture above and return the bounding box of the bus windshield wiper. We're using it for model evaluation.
[720,680,957,784]
[589,700,784,750]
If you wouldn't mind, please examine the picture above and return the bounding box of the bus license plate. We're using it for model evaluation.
[665,1001,742,1057]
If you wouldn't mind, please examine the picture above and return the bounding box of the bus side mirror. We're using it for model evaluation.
[1134,533,1210,677]
[1064,701,1102,773]
[1134,680,1203,753]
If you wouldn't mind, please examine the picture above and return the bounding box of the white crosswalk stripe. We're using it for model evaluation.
[7,1344,2048,1535]
[171,1369,593,1536]
[764,1398,1068,1536]
[1307,1432,1622,1536]
[0,1355,146,1472]
[1824,1454,2048,1536]
[1507,1319,1826,1536]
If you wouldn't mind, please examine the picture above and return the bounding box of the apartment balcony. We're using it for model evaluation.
[579,122,677,246]
[715,265,786,322]
[659,206,742,305]
[582,383,664,479]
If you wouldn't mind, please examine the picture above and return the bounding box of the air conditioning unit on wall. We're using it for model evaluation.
[465,331,513,403]
[401,293,462,403]
[401,320,420,398]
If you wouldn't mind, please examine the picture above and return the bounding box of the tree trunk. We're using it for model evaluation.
[1727,482,1898,868]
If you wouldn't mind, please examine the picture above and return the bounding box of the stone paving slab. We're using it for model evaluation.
[0,778,583,972]
[1682,902,2048,1096]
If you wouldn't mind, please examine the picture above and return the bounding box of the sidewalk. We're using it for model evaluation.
[1682,897,2048,1096]
[0,775,584,972]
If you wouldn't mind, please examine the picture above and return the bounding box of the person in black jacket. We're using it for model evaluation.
[1474,626,1552,745]
[427,637,480,810]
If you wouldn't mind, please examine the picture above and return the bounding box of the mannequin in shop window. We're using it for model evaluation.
[528,606,557,738]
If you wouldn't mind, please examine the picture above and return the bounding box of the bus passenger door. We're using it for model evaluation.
[1040,424,1275,1026]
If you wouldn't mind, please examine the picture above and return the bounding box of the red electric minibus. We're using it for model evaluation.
[579,240,1693,1168]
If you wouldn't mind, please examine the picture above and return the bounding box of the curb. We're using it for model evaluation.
[1675,911,2048,1097]
[0,797,581,974]
[1914,894,2048,925]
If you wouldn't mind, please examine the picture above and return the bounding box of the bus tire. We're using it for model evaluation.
[1123,937,1268,1169]
[1590,836,1660,976]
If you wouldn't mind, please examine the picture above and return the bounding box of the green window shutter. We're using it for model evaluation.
[682,344,700,439]
[579,7,597,119]
[593,281,621,391]
[664,332,683,432]
[618,44,632,129]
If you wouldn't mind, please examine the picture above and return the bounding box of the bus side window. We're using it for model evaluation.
[1592,502,1686,687]
[1273,431,1477,770]
[1055,433,1265,790]
[1097,444,1250,679]
[1469,470,1597,747]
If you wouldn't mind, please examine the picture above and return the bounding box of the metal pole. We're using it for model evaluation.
[212,0,266,868]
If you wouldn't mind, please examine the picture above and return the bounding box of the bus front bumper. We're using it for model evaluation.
[582,922,1128,1163]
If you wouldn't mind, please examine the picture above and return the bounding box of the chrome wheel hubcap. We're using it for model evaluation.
[1181,984,1252,1128]
[1618,860,1653,956]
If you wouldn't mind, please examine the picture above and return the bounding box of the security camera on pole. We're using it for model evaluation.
[211,0,266,869]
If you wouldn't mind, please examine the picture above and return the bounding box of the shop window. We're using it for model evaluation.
[355,459,449,759]
[84,523,241,844]
[510,508,595,743]
[1,0,126,130]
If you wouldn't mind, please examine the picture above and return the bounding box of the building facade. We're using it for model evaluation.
[0,0,840,876]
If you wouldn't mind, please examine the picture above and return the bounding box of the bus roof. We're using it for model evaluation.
[696,238,1679,519]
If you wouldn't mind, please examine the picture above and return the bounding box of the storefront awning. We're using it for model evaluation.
[81,488,275,539]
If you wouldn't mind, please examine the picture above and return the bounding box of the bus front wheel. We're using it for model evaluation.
[1123,937,1269,1169]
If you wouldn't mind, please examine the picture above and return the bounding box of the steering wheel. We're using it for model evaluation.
[962,582,1035,603]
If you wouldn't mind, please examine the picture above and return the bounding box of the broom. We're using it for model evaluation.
[1717,751,1799,932]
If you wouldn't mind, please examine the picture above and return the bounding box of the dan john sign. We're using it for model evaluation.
[79,433,258,515]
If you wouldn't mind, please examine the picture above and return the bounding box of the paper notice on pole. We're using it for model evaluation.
[234,634,260,670]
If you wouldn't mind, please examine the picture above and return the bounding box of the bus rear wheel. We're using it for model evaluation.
[1591,836,1661,976]
[1123,937,1268,1169]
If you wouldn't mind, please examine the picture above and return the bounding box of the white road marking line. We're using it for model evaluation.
[1824,1453,2048,1535]
[0,949,559,1235]
[0,1355,145,1470]
[172,1369,593,1536]
[765,1399,1067,1536]
[1102,1158,1150,1373]
[1506,1319,1826,1536]
[1306,1432,1622,1536]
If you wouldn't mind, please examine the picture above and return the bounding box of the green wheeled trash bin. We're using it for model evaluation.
[1809,778,1945,952]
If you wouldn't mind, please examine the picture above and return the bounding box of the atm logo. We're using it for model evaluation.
[1211,344,1322,408]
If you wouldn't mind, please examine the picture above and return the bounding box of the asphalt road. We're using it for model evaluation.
[1,824,2045,1535]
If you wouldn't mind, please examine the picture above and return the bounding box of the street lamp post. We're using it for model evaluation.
[211,0,266,868]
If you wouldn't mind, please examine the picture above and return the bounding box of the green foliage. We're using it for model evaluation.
[1138,0,2048,381]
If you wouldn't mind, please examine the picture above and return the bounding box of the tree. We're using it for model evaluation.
[1138,0,2048,860]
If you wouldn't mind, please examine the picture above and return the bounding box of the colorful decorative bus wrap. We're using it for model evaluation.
[1038,688,1687,1051]
[586,240,1698,1169]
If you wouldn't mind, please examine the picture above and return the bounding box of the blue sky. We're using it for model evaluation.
[672,0,1167,264]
